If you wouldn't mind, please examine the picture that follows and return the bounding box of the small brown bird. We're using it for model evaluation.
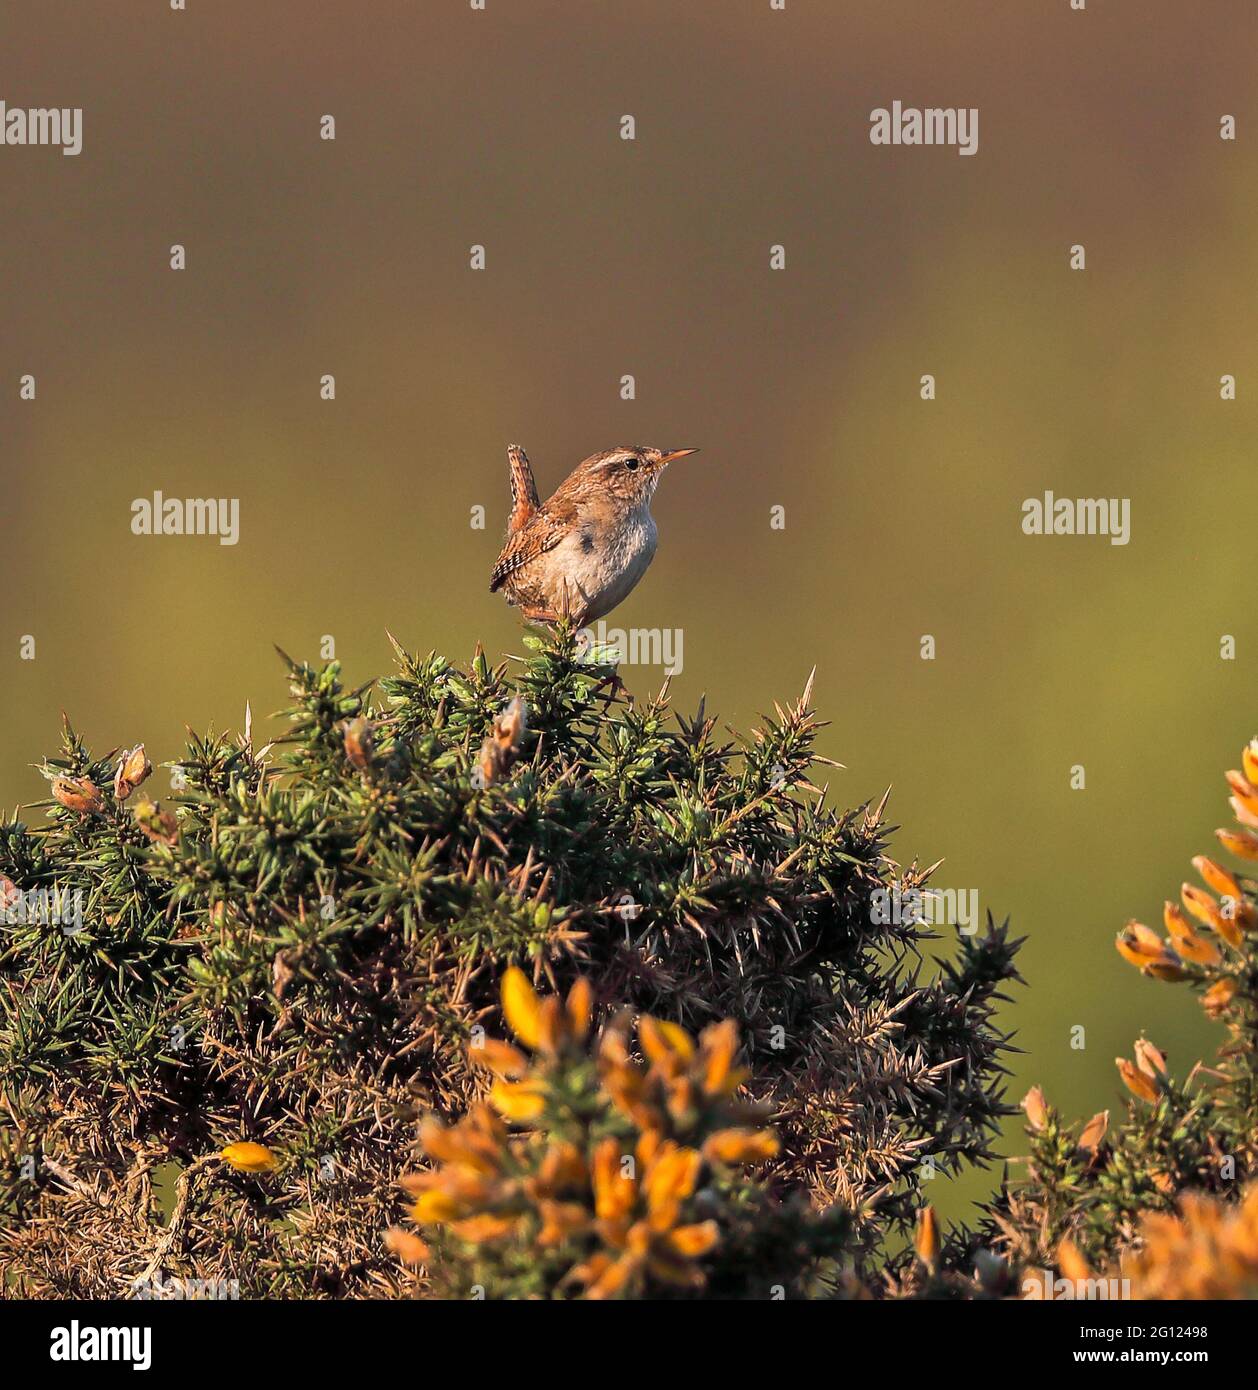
[489,444,699,626]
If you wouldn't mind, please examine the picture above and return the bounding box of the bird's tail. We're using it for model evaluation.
[506,444,539,533]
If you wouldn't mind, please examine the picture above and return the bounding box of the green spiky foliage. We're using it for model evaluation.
[0,628,1020,1297]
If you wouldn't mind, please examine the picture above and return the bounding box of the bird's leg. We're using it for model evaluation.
[520,603,563,625]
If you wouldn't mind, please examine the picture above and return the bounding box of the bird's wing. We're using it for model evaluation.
[489,508,568,592]
[507,444,539,533]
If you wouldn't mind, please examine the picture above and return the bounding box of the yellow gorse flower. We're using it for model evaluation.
[1162,902,1221,966]
[1181,883,1227,935]
[702,1127,780,1165]
[1243,740,1258,789]
[219,1141,278,1174]
[1127,1186,1258,1300]
[1115,922,1186,980]
[500,965,544,1051]
[499,966,594,1057]
[1056,1237,1091,1284]
[1216,827,1258,861]
[488,1079,548,1121]
[1116,742,1258,1018]
[1192,855,1240,902]
[1226,769,1258,820]
[397,975,778,1299]
[1202,977,1237,1019]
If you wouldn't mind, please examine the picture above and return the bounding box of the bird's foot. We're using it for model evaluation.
[520,605,564,626]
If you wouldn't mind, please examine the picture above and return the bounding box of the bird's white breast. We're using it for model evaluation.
[552,503,657,623]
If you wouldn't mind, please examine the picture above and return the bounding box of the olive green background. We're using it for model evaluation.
[3,1,1255,1219]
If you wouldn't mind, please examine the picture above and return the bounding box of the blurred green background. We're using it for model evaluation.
[3,1,1255,1220]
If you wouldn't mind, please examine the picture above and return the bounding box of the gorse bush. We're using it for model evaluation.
[986,740,1258,1298]
[0,628,1021,1297]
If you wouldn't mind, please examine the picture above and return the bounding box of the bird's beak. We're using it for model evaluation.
[657,448,700,466]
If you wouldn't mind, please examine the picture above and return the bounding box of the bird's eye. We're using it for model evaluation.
[623,457,640,471]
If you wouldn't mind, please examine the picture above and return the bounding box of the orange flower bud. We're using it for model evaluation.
[1243,741,1258,789]
[1226,770,1258,818]
[1229,796,1258,831]
[1181,884,1225,932]
[643,1145,701,1221]
[699,1018,741,1097]
[1215,903,1245,950]
[662,1221,720,1258]
[535,1140,586,1194]
[1115,922,1163,966]
[1117,1057,1160,1103]
[915,1205,940,1271]
[113,744,152,800]
[384,1227,431,1265]
[134,799,178,846]
[1203,978,1238,1018]
[1057,1238,1091,1283]
[566,977,593,1042]
[702,1127,780,1165]
[592,1137,636,1222]
[1021,1086,1049,1132]
[639,1015,695,1069]
[1134,1038,1168,1078]
[536,1199,591,1246]
[449,1213,521,1243]
[1116,923,1186,979]
[1216,828,1258,861]
[1194,856,1241,901]
[1078,1110,1109,1156]
[1163,903,1221,966]
[535,995,568,1054]
[342,717,375,770]
[467,1038,529,1079]
[476,697,528,786]
[51,775,102,814]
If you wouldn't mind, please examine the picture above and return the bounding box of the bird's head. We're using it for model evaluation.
[575,445,700,505]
